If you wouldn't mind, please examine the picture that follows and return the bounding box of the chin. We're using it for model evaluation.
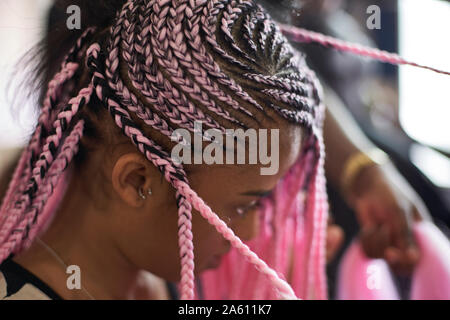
[202,254,224,271]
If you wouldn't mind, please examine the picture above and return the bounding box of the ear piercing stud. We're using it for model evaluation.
[138,188,153,200]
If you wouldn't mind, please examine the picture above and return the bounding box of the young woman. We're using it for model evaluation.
[0,0,432,300]
[0,0,333,300]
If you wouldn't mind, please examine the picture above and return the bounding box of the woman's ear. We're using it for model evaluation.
[111,152,153,208]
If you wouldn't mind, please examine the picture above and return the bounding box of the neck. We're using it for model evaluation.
[13,170,168,300]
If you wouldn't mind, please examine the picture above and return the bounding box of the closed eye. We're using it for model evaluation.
[240,190,273,198]
[235,196,269,217]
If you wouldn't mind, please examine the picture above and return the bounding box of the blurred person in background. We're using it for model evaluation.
[261,0,447,298]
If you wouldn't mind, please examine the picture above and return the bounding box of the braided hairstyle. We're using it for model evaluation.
[0,0,329,300]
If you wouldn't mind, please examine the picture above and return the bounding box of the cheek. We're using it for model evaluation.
[191,207,230,269]
[132,202,231,278]
[226,206,261,243]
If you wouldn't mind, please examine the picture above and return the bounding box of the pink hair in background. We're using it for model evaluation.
[337,221,450,300]
[411,222,450,299]
[337,241,401,300]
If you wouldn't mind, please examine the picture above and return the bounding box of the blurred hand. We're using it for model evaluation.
[348,162,430,275]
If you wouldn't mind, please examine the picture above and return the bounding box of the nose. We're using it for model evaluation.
[232,209,260,242]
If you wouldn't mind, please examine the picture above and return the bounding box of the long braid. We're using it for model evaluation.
[176,190,196,299]
[242,6,258,56]
[206,1,255,73]
[174,179,297,299]
[0,30,95,260]
[15,120,85,253]
[220,1,259,67]
[0,83,93,262]
[278,24,450,76]
[0,29,94,230]
[304,130,327,300]
[1,27,94,201]
[186,2,255,119]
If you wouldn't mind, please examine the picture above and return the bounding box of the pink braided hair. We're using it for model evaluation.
[0,0,318,301]
[2,0,445,301]
[86,0,312,298]
[278,24,450,76]
[0,29,95,258]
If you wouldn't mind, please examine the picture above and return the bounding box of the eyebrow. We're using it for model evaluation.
[240,190,273,197]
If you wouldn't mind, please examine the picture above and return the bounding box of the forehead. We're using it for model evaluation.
[184,122,303,192]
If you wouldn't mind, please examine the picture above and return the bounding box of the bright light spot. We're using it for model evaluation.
[399,0,450,153]
[410,143,450,188]
[0,0,52,148]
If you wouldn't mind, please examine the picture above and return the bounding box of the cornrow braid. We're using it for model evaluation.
[166,1,247,126]
[206,0,256,73]
[220,1,258,66]
[113,1,218,134]
[242,6,258,55]
[104,2,180,141]
[200,1,266,112]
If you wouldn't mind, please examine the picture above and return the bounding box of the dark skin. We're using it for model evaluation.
[323,87,429,275]
[11,116,304,300]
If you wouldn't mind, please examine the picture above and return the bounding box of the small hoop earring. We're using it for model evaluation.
[139,188,146,200]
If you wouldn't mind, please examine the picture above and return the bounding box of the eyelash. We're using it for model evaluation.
[236,199,264,217]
